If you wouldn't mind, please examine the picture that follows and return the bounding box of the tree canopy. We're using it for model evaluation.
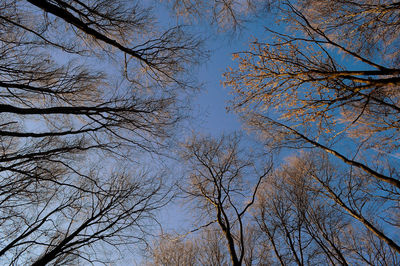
[1,0,400,265]
[0,0,201,264]
[223,0,400,264]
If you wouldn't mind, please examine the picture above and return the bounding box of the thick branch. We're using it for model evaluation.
[26,0,150,65]
[267,118,400,189]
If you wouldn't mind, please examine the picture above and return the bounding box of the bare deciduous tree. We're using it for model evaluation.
[147,234,199,266]
[163,0,271,31]
[180,134,271,266]
[254,152,400,265]
[0,0,202,264]
[225,0,400,258]
[146,229,229,266]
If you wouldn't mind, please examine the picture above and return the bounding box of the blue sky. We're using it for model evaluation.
[178,18,272,136]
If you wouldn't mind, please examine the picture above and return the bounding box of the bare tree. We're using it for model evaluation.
[224,0,400,258]
[296,0,400,64]
[0,166,169,265]
[225,0,400,163]
[180,134,271,266]
[146,234,199,266]
[254,153,354,265]
[0,0,202,264]
[196,228,229,266]
[162,0,272,31]
[146,229,229,266]
[253,151,400,265]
